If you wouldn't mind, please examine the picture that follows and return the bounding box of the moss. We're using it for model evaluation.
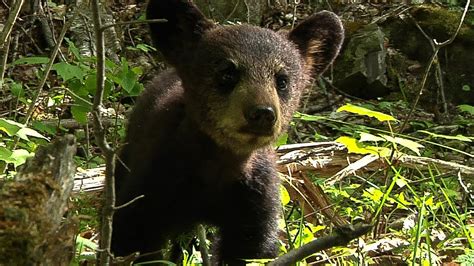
[412,5,474,43]
[0,175,57,264]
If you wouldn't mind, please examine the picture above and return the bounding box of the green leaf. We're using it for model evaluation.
[458,104,474,115]
[275,133,288,146]
[336,136,376,155]
[462,84,471,92]
[10,82,24,97]
[53,62,85,81]
[359,132,385,142]
[32,121,58,135]
[337,103,397,122]
[380,134,424,155]
[396,192,410,210]
[71,105,90,125]
[12,56,49,65]
[16,127,48,141]
[280,185,290,206]
[293,112,324,121]
[0,147,13,163]
[120,69,137,93]
[85,74,97,94]
[11,149,33,167]
[419,130,472,142]
[65,38,82,61]
[363,187,384,202]
[75,235,98,251]
[0,118,22,136]
[127,82,144,97]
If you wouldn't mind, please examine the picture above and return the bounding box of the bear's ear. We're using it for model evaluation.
[147,0,215,66]
[289,11,344,76]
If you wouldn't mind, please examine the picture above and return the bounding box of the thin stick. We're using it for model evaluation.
[398,0,470,133]
[23,10,77,126]
[0,0,25,49]
[91,0,116,264]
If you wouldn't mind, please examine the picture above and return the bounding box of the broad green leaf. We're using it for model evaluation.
[458,104,474,115]
[0,118,22,136]
[10,82,24,97]
[11,149,33,167]
[65,38,82,61]
[12,56,49,65]
[16,127,48,141]
[0,147,13,163]
[380,134,424,155]
[419,130,472,142]
[53,62,85,81]
[275,133,288,146]
[337,103,397,122]
[71,105,90,125]
[127,82,144,97]
[85,74,97,94]
[32,121,57,135]
[280,185,290,206]
[336,136,378,155]
[359,132,385,142]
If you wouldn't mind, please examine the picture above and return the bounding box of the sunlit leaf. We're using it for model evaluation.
[275,133,288,146]
[280,185,290,206]
[337,136,392,156]
[16,127,48,141]
[419,130,472,142]
[11,149,34,167]
[458,104,474,115]
[359,132,385,142]
[396,192,410,210]
[363,187,384,202]
[380,134,424,155]
[395,176,408,188]
[337,103,397,122]
[425,196,434,207]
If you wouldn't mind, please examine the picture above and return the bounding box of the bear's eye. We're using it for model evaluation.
[275,72,289,94]
[216,60,240,93]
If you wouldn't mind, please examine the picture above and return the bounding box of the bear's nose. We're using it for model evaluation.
[244,105,276,135]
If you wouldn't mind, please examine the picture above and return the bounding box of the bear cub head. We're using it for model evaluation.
[147,0,343,154]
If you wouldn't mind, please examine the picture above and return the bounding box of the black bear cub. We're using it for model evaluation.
[112,0,343,264]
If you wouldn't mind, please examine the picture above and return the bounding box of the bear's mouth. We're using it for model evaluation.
[239,127,275,137]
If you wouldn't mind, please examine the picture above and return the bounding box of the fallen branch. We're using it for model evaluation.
[268,223,372,266]
[74,141,474,192]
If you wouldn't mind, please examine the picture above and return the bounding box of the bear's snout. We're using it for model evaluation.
[243,105,277,136]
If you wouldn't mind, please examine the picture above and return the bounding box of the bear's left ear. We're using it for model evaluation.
[289,11,344,76]
[147,0,215,67]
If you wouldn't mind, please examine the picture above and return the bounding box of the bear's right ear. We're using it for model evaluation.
[147,0,215,66]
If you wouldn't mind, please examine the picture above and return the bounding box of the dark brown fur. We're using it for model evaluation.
[112,0,343,264]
